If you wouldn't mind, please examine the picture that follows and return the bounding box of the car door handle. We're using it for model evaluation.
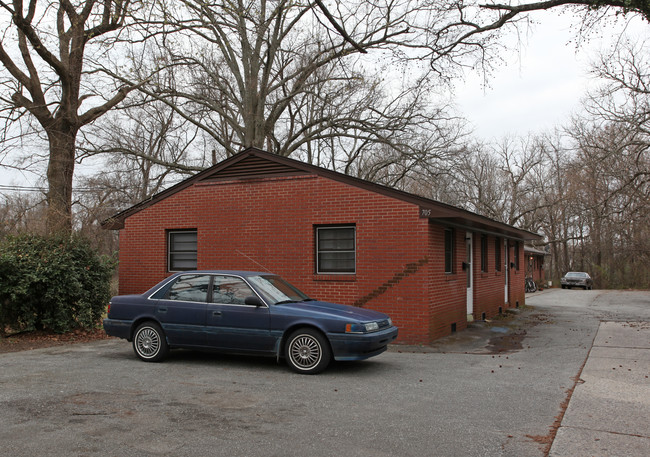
[158,307,167,313]
[212,310,222,317]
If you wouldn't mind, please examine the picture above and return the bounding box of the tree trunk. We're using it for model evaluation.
[46,127,77,234]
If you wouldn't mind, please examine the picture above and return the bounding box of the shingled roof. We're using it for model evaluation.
[102,147,541,241]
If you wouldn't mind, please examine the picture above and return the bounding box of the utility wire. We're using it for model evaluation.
[0,183,176,193]
[0,184,45,193]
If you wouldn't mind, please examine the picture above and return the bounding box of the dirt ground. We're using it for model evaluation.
[0,328,113,354]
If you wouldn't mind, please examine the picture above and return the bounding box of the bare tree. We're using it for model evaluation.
[438,136,545,226]
[525,45,649,288]
[0,192,47,236]
[570,38,649,286]
[432,144,507,217]
[295,84,471,188]
[566,116,649,286]
[528,132,575,280]
[78,94,206,200]
[413,0,649,79]
[480,1,649,24]
[586,37,649,141]
[120,0,520,166]
[0,0,148,233]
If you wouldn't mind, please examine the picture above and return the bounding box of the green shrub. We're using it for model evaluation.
[0,233,116,334]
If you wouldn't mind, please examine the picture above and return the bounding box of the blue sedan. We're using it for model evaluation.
[103,271,398,374]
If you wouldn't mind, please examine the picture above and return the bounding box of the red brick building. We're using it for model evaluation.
[525,245,548,287]
[104,148,541,344]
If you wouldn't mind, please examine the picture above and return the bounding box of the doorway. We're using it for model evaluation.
[466,232,473,318]
[504,239,509,304]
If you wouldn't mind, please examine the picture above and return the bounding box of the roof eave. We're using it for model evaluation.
[101,148,543,241]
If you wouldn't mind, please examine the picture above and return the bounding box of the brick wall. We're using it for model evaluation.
[117,173,526,344]
[427,225,467,339]
[119,174,433,343]
[473,233,508,320]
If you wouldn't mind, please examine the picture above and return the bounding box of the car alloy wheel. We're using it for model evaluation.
[133,322,168,362]
[286,328,331,374]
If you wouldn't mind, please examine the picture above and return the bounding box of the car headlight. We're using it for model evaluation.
[345,322,379,333]
[365,322,379,332]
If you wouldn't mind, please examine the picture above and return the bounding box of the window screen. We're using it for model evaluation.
[514,241,520,270]
[168,230,197,271]
[316,226,355,274]
[481,235,488,272]
[444,228,454,274]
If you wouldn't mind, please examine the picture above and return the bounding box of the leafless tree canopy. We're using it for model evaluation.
[480,0,649,24]
[126,1,485,162]
[0,0,152,232]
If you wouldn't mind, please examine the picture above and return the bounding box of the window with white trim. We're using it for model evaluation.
[316,226,356,274]
[168,230,197,271]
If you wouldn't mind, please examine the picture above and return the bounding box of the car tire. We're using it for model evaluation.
[561,285,565,289]
[285,328,331,375]
[133,322,169,362]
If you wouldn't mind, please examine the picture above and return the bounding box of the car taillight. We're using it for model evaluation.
[107,303,111,315]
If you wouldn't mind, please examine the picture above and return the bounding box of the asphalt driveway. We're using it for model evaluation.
[1,289,648,457]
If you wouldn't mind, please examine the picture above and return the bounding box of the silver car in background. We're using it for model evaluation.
[561,272,594,290]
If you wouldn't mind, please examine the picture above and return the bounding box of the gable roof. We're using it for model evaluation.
[102,147,541,240]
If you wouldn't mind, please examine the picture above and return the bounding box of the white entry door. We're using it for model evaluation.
[504,239,509,304]
[466,232,473,317]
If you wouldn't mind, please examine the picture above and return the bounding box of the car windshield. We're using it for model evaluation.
[246,275,310,305]
[566,272,587,278]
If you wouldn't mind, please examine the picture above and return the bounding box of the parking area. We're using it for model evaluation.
[1,289,648,457]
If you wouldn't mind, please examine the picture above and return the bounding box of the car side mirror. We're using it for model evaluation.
[244,296,264,307]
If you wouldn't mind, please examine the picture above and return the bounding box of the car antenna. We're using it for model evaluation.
[235,250,272,272]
